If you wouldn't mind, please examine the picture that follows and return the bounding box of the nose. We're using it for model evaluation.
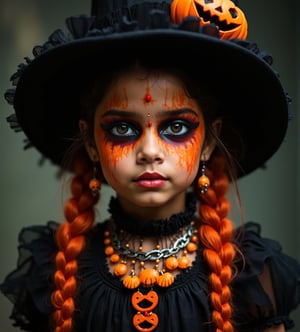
[136,131,165,164]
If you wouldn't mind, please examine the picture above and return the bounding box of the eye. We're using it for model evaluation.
[110,123,137,136]
[160,119,199,141]
[165,121,188,135]
[101,121,140,141]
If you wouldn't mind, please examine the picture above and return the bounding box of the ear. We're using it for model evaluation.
[201,118,222,161]
[79,120,99,162]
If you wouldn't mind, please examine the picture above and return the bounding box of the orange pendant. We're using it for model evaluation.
[133,312,159,332]
[177,256,191,269]
[157,272,174,287]
[131,290,159,312]
[165,256,178,271]
[139,268,159,287]
[113,263,127,276]
[132,290,159,331]
[186,242,198,253]
[123,275,140,289]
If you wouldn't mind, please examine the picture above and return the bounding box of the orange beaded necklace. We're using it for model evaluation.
[104,220,199,331]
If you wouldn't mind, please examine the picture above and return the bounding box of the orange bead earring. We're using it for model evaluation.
[89,163,101,196]
[198,161,210,194]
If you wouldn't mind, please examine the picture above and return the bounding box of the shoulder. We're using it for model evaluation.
[0,221,59,331]
[234,222,300,282]
[232,222,300,331]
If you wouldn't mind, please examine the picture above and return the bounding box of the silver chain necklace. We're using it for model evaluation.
[109,221,195,262]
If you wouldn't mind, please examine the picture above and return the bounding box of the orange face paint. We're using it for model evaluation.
[154,117,204,179]
[93,71,206,194]
[97,112,203,184]
[162,85,196,110]
[102,87,129,111]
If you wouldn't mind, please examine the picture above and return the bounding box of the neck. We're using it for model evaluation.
[118,193,187,221]
[108,192,197,237]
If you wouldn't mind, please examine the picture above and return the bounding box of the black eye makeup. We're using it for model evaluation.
[99,108,201,144]
[101,121,141,142]
[159,118,199,142]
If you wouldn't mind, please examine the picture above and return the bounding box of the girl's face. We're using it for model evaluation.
[83,70,216,219]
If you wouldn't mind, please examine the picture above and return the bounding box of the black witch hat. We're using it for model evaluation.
[5,0,290,176]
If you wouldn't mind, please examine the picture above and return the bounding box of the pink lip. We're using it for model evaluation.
[135,172,167,188]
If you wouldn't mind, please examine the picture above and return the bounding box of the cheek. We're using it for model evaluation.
[163,126,204,177]
[95,131,135,181]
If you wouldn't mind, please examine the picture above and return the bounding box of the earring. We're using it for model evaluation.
[198,161,210,194]
[89,163,101,196]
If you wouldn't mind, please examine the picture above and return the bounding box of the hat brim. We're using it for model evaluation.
[12,29,289,177]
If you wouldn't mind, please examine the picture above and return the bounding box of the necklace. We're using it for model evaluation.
[104,219,199,331]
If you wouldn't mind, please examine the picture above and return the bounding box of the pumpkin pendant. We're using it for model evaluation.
[123,275,140,289]
[132,290,159,331]
[131,290,159,313]
[139,268,159,287]
[133,312,159,332]
[157,272,175,287]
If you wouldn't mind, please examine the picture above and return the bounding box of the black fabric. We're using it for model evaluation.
[1,219,300,332]
[108,192,197,236]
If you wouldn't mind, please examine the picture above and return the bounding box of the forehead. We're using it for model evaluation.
[99,69,199,111]
[115,70,183,90]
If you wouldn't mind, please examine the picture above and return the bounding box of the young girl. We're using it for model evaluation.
[1,0,299,331]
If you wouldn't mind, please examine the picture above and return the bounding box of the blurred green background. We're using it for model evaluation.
[0,0,299,330]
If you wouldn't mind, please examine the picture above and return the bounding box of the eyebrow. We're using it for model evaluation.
[101,109,143,119]
[156,108,199,118]
[101,108,200,119]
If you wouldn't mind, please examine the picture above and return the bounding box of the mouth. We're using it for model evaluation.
[134,172,167,188]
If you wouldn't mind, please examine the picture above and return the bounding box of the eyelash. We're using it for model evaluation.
[101,119,199,143]
[159,119,199,141]
[101,121,141,142]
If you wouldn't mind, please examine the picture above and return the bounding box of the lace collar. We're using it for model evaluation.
[107,192,197,237]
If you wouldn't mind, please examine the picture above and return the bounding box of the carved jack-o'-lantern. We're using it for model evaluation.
[171,0,248,40]
[132,290,159,331]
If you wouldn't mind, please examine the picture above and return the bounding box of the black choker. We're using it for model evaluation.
[107,192,197,237]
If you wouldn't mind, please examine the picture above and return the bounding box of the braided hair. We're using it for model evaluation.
[51,158,99,331]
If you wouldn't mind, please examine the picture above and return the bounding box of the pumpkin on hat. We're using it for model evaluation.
[171,0,247,39]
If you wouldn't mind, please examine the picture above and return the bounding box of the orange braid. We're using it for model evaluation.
[195,154,236,332]
[51,159,99,332]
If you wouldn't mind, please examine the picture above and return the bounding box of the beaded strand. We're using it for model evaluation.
[104,221,199,289]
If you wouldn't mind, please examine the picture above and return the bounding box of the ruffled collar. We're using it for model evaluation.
[107,192,197,237]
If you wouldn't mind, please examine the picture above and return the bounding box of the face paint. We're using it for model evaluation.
[102,87,129,111]
[143,81,154,127]
[92,70,207,212]
[98,111,203,183]
[162,85,196,110]
[144,94,152,103]
[156,114,204,179]
[143,80,154,105]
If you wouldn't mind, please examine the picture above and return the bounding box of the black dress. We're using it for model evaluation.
[1,196,300,332]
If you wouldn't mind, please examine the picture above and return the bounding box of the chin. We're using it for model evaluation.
[133,191,185,209]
